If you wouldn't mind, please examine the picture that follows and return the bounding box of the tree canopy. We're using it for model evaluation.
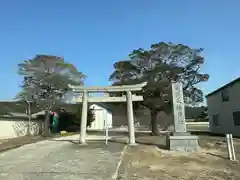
[16,55,86,110]
[16,55,86,135]
[109,42,209,135]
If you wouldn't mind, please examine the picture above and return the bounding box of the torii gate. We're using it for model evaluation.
[68,82,147,145]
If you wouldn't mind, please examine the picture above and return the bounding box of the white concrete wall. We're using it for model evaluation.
[90,108,104,130]
[207,82,240,136]
[89,104,112,130]
[0,118,43,140]
[106,110,112,128]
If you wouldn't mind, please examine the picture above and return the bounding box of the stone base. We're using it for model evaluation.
[129,143,138,146]
[167,134,199,152]
[78,142,88,146]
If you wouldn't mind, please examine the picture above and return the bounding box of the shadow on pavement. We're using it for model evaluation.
[48,138,126,153]
[206,152,229,160]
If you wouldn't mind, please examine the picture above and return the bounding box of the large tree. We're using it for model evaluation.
[17,55,86,135]
[109,42,209,135]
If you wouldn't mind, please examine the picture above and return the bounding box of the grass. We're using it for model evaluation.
[54,131,79,137]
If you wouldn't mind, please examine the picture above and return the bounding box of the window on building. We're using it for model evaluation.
[221,89,229,102]
[233,111,240,126]
[212,114,219,126]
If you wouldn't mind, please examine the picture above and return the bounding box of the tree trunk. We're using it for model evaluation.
[43,110,51,136]
[150,110,160,136]
[27,102,31,136]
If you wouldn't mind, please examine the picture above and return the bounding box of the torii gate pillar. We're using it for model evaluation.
[80,90,88,144]
[126,91,136,145]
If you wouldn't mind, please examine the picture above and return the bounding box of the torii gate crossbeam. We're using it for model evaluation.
[69,82,147,145]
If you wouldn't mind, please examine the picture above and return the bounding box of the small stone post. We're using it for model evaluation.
[226,134,237,161]
[80,90,88,144]
[126,91,136,145]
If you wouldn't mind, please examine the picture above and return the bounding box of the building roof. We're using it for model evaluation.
[90,102,113,112]
[32,111,46,118]
[0,101,41,114]
[206,77,240,97]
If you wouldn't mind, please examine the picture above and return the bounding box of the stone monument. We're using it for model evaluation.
[167,82,199,152]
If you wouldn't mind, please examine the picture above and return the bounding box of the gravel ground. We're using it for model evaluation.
[0,135,126,180]
[1,130,238,180]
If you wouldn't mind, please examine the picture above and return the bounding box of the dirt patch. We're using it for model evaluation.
[0,136,47,152]
[0,131,81,153]
[118,135,240,180]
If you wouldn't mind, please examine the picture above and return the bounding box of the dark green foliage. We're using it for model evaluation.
[109,42,209,135]
[185,106,208,122]
[57,111,76,132]
[72,105,95,128]
[56,106,95,132]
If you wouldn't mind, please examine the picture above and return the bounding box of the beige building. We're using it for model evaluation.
[206,77,240,137]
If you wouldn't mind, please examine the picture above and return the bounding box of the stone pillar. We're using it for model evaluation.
[80,90,88,144]
[172,82,187,134]
[167,82,199,152]
[126,91,136,145]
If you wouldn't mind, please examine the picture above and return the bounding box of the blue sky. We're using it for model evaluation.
[0,0,239,100]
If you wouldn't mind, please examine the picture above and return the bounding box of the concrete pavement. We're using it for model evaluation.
[0,135,126,180]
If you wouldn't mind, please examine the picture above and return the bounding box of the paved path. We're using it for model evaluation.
[0,135,126,180]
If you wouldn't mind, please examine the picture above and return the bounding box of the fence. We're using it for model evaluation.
[186,122,209,132]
